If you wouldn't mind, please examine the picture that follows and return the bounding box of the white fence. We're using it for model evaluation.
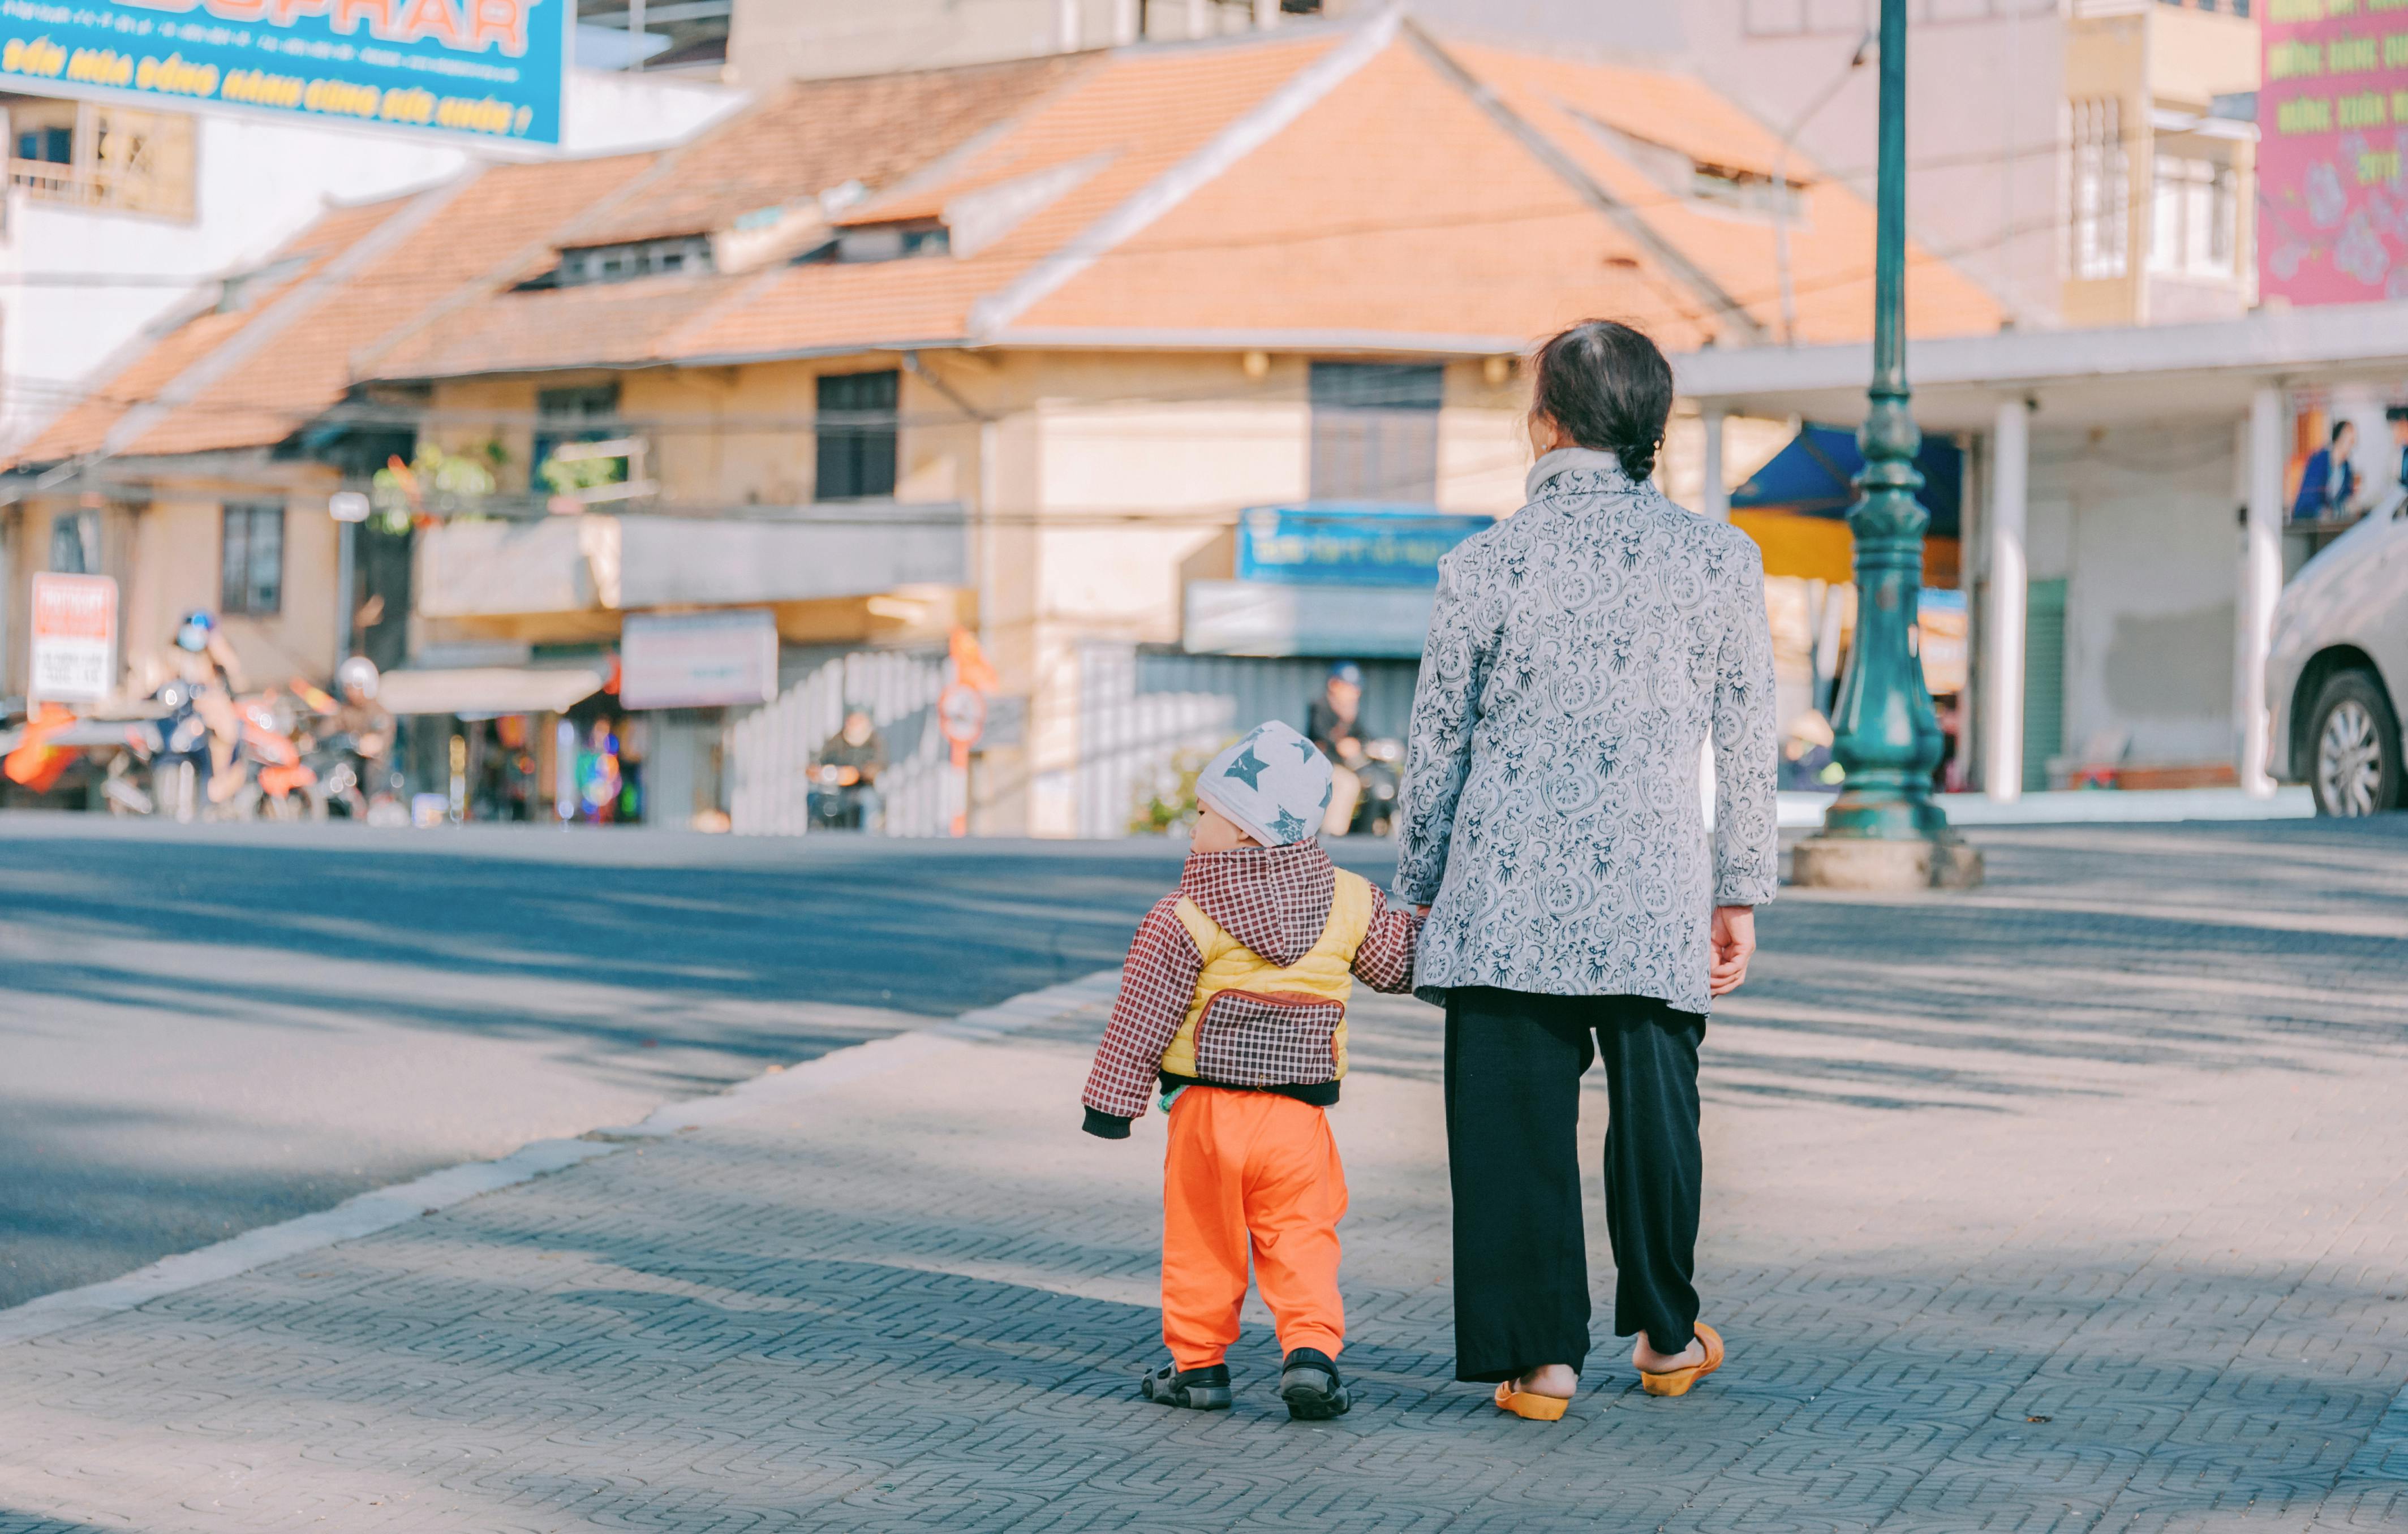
[1073,644,1421,837]
[728,647,956,836]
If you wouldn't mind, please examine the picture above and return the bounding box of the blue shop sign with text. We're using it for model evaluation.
[1236,506,1494,588]
[1,0,568,145]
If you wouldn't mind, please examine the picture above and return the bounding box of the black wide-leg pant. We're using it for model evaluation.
[1443,986,1705,1383]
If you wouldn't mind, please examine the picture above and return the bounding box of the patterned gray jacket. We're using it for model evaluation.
[1395,447,1779,1015]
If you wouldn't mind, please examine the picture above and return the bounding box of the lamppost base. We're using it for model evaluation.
[1790,833,1983,891]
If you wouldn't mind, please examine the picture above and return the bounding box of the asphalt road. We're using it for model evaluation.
[7,813,2403,1318]
[0,816,1402,1309]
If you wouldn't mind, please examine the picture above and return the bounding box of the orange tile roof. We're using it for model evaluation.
[664,30,1344,364]
[22,18,2009,464]
[12,153,662,466]
[1001,34,1723,349]
[569,52,1098,249]
[1441,40,2002,347]
[11,196,403,464]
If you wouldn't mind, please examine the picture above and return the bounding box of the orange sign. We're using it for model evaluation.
[29,572,117,703]
[938,682,986,747]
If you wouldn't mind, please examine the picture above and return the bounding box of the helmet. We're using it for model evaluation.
[174,611,216,653]
[1328,661,1364,688]
[336,656,380,699]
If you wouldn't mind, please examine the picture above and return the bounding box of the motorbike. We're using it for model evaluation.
[241,693,320,821]
[103,679,213,820]
[299,729,404,824]
[1343,738,1404,837]
[806,762,880,830]
[101,683,320,821]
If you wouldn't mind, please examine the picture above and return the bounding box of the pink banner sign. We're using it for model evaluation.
[2259,1,2408,305]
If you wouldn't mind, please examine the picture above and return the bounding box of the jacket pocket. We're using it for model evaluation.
[1192,989,1344,1089]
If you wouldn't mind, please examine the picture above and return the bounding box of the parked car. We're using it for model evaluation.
[2267,494,2408,816]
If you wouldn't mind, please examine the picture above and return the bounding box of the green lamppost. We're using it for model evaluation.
[1790,0,1982,891]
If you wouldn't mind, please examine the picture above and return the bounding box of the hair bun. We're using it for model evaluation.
[1530,320,1673,484]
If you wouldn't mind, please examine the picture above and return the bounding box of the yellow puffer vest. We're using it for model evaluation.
[1159,868,1373,1085]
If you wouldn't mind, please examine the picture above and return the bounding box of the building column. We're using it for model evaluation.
[1254,0,1278,28]
[2238,384,2285,796]
[1057,0,1081,50]
[1188,0,1208,36]
[1700,407,1729,521]
[1981,396,2029,802]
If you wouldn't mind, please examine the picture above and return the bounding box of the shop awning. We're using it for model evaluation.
[379,666,607,718]
[1731,423,1961,536]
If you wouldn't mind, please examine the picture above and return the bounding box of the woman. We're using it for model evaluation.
[1395,320,1777,1416]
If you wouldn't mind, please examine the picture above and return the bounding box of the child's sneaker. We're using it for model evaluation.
[1279,1348,1350,1420]
[1140,1361,1232,1411]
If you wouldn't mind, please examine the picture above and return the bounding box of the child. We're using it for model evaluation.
[1081,720,1422,1420]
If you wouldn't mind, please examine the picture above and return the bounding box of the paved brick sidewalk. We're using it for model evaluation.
[2,821,2405,1533]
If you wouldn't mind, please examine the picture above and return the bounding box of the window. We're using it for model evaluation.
[16,124,69,163]
[551,236,713,287]
[1309,363,1444,503]
[6,101,194,219]
[220,503,284,616]
[533,384,622,492]
[48,510,97,574]
[574,0,729,74]
[815,370,899,501]
[796,222,951,265]
[2068,97,2128,279]
[2148,156,2236,277]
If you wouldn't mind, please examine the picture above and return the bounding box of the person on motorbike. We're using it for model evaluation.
[1307,662,1366,836]
[167,611,247,805]
[309,655,397,815]
[332,656,395,766]
[816,709,887,830]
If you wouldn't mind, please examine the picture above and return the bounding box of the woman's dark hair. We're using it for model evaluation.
[2333,420,2355,444]
[1529,320,1675,481]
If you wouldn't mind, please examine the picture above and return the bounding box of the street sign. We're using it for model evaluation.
[938,682,986,748]
[29,572,117,704]
[620,610,779,710]
[1235,506,1494,587]
[0,0,570,147]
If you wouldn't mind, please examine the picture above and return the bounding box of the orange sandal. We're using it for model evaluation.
[1493,1380,1572,1421]
[1638,1322,1725,1398]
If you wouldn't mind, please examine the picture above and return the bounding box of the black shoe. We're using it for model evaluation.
[1140,1361,1232,1411]
[1279,1348,1351,1420]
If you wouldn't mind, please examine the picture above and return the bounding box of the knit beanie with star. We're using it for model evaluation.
[1196,721,1334,847]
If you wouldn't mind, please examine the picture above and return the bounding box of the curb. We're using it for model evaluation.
[0,968,1122,1349]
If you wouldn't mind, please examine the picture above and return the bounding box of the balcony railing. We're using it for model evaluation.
[7,103,197,221]
[414,503,971,620]
[10,157,194,219]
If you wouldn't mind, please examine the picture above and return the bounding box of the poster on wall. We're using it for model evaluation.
[2260,2,2408,304]
[0,0,568,146]
[29,572,117,704]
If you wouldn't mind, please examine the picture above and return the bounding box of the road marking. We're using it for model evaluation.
[0,968,1123,1348]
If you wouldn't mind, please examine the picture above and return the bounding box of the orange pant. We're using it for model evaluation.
[1161,1087,1347,1370]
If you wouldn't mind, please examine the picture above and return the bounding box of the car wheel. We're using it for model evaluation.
[2308,670,2402,817]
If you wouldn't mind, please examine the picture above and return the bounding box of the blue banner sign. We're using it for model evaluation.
[1236,506,1495,588]
[0,0,566,144]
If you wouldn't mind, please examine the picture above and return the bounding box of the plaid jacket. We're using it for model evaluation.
[1082,841,1421,1130]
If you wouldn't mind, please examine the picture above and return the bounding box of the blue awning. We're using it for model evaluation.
[1731,423,1961,537]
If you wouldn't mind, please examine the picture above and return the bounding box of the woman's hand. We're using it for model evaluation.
[1708,905,1755,997]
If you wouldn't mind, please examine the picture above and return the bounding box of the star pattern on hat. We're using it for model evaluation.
[1224,746,1270,789]
[1268,809,1308,843]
